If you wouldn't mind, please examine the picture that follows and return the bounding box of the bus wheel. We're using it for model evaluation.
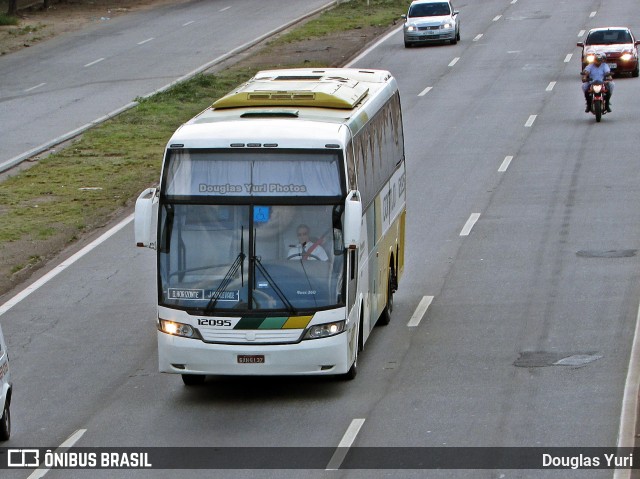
[342,313,362,380]
[378,271,394,326]
[181,374,206,386]
[344,351,358,380]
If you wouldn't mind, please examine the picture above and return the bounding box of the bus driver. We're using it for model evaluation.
[288,224,328,261]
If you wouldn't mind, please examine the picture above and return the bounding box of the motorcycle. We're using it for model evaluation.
[586,80,609,122]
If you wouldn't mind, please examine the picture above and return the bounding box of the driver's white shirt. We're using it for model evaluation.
[288,242,328,261]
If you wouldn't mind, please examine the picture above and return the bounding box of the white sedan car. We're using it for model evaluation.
[402,0,460,48]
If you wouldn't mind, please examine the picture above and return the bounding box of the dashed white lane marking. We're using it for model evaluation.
[448,57,460,67]
[326,419,366,470]
[137,38,154,45]
[408,296,434,327]
[84,58,105,68]
[418,86,433,96]
[498,155,514,172]
[27,429,87,479]
[25,83,46,92]
[525,115,537,127]
[546,81,556,91]
[460,213,481,236]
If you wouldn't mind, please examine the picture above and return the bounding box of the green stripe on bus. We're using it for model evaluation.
[259,317,288,329]
[235,317,265,330]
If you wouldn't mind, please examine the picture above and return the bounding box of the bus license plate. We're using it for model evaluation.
[237,355,265,364]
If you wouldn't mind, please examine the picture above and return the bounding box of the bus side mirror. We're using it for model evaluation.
[135,187,158,249]
[343,190,362,249]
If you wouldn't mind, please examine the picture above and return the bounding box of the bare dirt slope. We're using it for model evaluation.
[0,1,395,299]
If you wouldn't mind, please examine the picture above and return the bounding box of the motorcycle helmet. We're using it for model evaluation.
[594,53,606,64]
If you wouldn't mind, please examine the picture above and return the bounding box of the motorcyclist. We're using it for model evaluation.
[581,52,614,113]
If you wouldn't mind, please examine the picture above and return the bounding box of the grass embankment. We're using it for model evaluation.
[0,0,406,290]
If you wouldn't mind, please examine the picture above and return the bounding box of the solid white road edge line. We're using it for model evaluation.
[0,215,133,317]
[27,429,87,479]
[346,25,402,67]
[408,296,434,327]
[612,302,640,479]
[326,418,366,470]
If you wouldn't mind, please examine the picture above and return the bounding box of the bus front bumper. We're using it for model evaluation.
[158,331,351,376]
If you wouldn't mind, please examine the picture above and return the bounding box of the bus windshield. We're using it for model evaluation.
[158,203,344,312]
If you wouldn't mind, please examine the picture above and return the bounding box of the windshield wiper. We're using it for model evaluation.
[159,204,174,253]
[205,226,245,311]
[252,256,295,312]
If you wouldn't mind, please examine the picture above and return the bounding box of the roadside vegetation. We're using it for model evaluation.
[0,0,406,295]
[0,13,18,25]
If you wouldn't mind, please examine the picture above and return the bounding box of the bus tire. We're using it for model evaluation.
[378,270,394,326]
[344,352,358,380]
[181,374,206,386]
[342,311,363,380]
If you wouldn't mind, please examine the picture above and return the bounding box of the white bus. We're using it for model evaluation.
[135,68,406,384]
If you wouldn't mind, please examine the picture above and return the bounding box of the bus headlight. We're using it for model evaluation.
[303,321,345,340]
[159,319,197,338]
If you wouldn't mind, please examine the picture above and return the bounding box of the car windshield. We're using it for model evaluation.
[409,2,451,17]
[586,30,632,45]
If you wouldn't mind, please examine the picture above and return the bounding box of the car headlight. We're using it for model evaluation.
[620,52,632,61]
[443,23,452,29]
[406,25,416,32]
[303,321,345,340]
[159,319,197,338]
